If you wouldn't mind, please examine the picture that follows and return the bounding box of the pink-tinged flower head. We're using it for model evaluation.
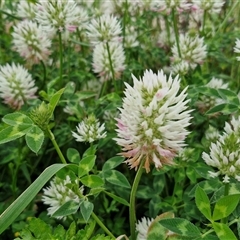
[35,0,79,33]
[114,69,192,173]
[0,63,38,109]
[12,20,52,66]
[192,0,225,14]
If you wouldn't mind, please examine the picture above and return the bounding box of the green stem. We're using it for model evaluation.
[129,160,145,240]
[58,32,63,86]
[221,182,229,224]
[47,128,67,164]
[106,42,117,91]
[202,10,207,35]
[40,60,47,90]
[91,212,115,239]
[216,0,239,34]
[171,8,181,58]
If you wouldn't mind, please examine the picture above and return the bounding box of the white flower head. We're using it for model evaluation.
[114,69,192,173]
[92,42,125,82]
[16,1,38,20]
[202,116,240,183]
[171,34,207,70]
[136,217,154,240]
[12,20,52,66]
[234,38,240,61]
[35,0,79,33]
[171,60,190,75]
[72,115,107,143]
[0,63,38,109]
[150,0,192,14]
[42,175,84,219]
[192,0,225,14]
[87,14,122,44]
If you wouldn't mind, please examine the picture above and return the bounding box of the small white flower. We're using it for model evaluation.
[171,60,190,75]
[192,0,225,14]
[92,42,125,82]
[171,34,207,70]
[42,175,84,219]
[136,217,154,240]
[12,20,52,66]
[114,69,192,173]
[72,115,107,143]
[0,63,37,109]
[87,14,122,44]
[16,1,38,19]
[234,39,240,61]
[35,0,79,33]
[202,116,240,183]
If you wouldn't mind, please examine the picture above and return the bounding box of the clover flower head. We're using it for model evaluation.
[12,20,52,66]
[42,175,84,219]
[72,115,107,143]
[92,42,125,82]
[136,217,154,240]
[205,125,220,143]
[124,25,139,48]
[35,0,79,33]
[150,0,192,13]
[171,60,190,75]
[0,63,37,109]
[197,77,228,113]
[114,69,192,173]
[192,0,225,14]
[171,34,207,70]
[16,1,38,20]
[87,14,122,44]
[202,116,240,183]
[234,39,240,61]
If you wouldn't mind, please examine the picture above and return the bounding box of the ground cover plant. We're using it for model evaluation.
[1,0,240,239]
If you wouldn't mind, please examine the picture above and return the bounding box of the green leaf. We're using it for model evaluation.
[80,201,94,222]
[67,148,80,163]
[147,221,167,240]
[206,103,238,115]
[212,194,240,221]
[104,170,131,188]
[80,175,104,188]
[217,89,239,105]
[0,164,67,234]
[104,191,130,206]
[82,145,97,158]
[102,156,125,171]
[78,155,96,177]
[48,88,65,116]
[197,86,220,98]
[212,222,237,240]
[52,200,81,218]
[159,218,201,237]
[88,187,105,196]
[195,186,212,221]
[2,112,33,126]
[0,125,32,144]
[25,125,44,154]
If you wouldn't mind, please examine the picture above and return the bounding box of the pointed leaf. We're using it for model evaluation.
[206,103,238,115]
[80,201,94,222]
[0,125,31,144]
[212,194,240,221]
[104,170,131,188]
[217,89,239,105]
[197,86,220,98]
[102,156,125,171]
[104,191,129,206]
[25,125,45,154]
[52,200,81,218]
[159,218,201,237]
[212,222,237,240]
[0,164,67,234]
[195,186,212,220]
[80,175,104,188]
[78,155,96,177]
[49,88,65,116]
[2,112,33,126]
